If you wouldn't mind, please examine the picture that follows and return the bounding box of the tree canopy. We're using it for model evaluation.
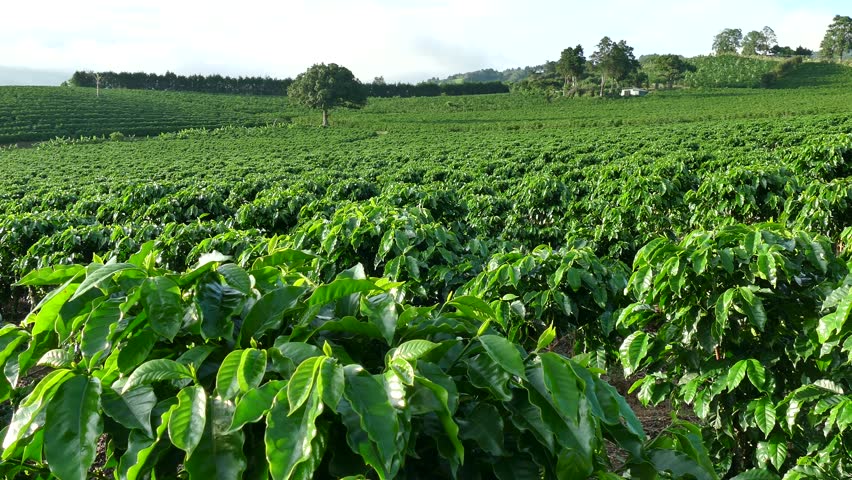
[820,15,852,61]
[555,45,586,96]
[287,63,367,127]
[713,28,743,55]
[591,37,639,96]
[642,54,693,89]
[742,27,777,56]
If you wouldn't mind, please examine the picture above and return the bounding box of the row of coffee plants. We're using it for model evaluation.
[0,243,718,479]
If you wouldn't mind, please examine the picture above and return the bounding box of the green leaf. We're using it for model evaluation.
[817,312,844,343]
[238,348,267,393]
[747,359,767,391]
[44,375,103,480]
[412,374,464,465]
[535,323,556,353]
[726,360,749,391]
[239,286,307,346]
[754,396,777,437]
[391,341,438,364]
[343,366,400,477]
[648,449,715,480]
[714,288,735,340]
[218,263,252,295]
[288,356,321,415]
[319,358,344,412]
[116,400,174,480]
[101,384,157,438]
[229,380,287,432]
[196,279,244,340]
[307,278,377,307]
[464,353,512,401]
[82,299,121,365]
[123,359,194,393]
[2,369,74,456]
[757,432,788,471]
[265,386,324,480]
[479,334,527,380]
[117,329,156,374]
[730,468,780,480]
[361,293,398,345]
[619,331,650,377]
[168,385,207,456]
[217,351,244,402]
[448,295,495,321]
[458,402,504,456]
[141,277,183,341]
[556,447,594,479]
[16,264,84,286]
[37,348,74,369]
[185,397,247,479]
[540,353,581,422]
[71,263,144,301]
[740,287,767,331]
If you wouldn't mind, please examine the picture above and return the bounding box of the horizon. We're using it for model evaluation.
[0,1,847,84]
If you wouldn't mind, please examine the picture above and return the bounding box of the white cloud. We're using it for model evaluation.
[0,0,842,82]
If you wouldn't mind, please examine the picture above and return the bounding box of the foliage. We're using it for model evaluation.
[741,27,777,56]
[617,224,852,477]
[683,55,782,88]
[641,54,694,89]
[0,247,716,479]
[555,45,586,96]
[591,37,640,96]
[68,71,293,96]
[713,28,743,55]
[820,15,852,61]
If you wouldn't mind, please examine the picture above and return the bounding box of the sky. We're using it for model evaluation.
[0,0,846,83]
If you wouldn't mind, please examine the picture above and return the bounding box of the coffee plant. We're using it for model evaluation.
[0,246,716,479]
[617,224,852,478]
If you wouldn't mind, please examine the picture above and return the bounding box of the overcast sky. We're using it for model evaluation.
[0,0,845,83]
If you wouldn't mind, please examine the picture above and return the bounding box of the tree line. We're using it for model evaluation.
[68,71,293,95]
[67,70,509,98]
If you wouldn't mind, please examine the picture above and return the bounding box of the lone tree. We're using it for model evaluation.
[713,28,743,55]
[555,45,586,97]
[820,15,852,61]
[287,63,367,127]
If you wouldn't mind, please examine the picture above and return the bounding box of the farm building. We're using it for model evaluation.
[620,87,649,97]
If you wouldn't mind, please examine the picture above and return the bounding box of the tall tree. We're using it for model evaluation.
[287,63,367,127]
[713,28,743,55]
[820,15,852,61]
[741,28,776,56]
[555,45,586,96]
[591,37,639,96]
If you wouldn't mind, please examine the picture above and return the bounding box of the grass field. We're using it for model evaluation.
[1,61,852,478]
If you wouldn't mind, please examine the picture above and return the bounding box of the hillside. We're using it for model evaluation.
[0,86,294,144]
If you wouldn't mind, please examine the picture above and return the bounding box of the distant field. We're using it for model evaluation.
[0,86,295,143]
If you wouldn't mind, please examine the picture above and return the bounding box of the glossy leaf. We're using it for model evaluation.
[123,359,193,392]
[44,375,103,480]
[141,276,183,341]
[479,334,526,380]
[168,385,207,455]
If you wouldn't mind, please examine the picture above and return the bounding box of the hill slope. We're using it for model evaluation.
[0,86,294,144]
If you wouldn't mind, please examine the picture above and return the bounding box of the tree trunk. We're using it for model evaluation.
[321,109,329,127]
[563,77,570,96]
[599,74,606,97]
